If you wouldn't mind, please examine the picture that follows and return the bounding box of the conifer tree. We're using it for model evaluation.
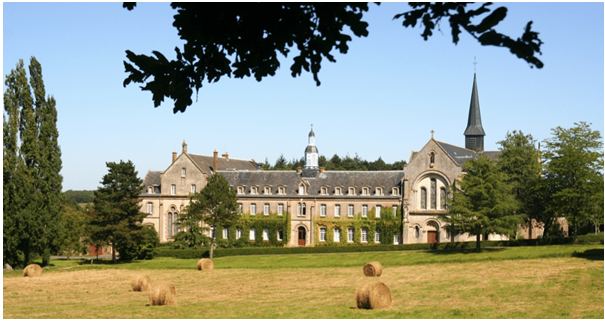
[90,160,146,263]
[184,174,239,259]
[443,155,522,251]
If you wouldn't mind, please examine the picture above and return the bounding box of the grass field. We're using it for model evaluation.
[3,245,603,318]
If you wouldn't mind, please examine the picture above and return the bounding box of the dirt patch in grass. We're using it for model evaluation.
[3,257,603,319]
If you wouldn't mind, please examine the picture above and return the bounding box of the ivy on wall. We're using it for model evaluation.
[314,206,403,246]
[215,212,291,247]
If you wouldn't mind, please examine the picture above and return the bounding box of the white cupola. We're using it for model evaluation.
[304,126,319,169]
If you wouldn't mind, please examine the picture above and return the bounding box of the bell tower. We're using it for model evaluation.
[304,126,319,169]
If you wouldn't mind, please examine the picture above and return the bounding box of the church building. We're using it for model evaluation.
[139,73,526,246]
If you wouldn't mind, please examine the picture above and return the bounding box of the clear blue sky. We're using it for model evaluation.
[4,2,604,191]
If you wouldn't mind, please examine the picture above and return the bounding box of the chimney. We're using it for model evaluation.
[297,166,302,174]
[182,140,188,154]
[172,152,177,164]
[222,152,229,159]
[320,167,325,173]
[213,150,218,173]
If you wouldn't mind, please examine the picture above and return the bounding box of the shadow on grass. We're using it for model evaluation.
[425,247,506,255]
[572,249,604,261]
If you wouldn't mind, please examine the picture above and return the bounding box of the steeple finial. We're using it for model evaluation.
[431,130,434,139]
[473,56,477,73]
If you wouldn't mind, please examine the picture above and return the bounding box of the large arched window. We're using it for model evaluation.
[168,213,173,236]
[430,178,437,209]
[440,187,447,209]
[420,188,427,209]
[173,213,178,235]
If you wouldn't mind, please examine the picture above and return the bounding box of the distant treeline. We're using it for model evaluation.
[261,154,406,171]
[63,190,95,203]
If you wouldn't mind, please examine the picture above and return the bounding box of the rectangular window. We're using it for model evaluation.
[299,185,305,195]
[182,168,186,176]
[147,202,153,214]
[250,203,256,215]
[238,203,243,214]
[264,203,270,215]
[278,204,284,215]
[250,228,256,240]
[348,228,354,242]
[238,187,243,194]
[237,228,242,239]
[394,234,399,245]
[223,228,228,239]
[320,204,326,217]
[277,229,283,241]
[393,205,398,217]
[334,204,341,217]
[362,205,368,217]
[297,204,301,216]
[334,228,341,242]
[349,188,354,195]
[263,228,269,241]
[335,188,341,195]
[376,205,381,218]
[171,184,176,195]
[375,229,381,243]
[393,188,398,196]
[191,184,196,194]
[320,228,326,242]
[348,205,354,217]
[361,228,368,242]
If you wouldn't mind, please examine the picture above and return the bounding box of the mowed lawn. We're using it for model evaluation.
[3,245,603,319]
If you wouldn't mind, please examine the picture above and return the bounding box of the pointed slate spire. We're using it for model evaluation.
[464,73,486,150]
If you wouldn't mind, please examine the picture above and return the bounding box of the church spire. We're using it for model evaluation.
[464,72,486,151]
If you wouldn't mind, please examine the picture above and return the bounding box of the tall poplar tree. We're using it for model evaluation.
[443,155,522,251]
[3,58,63,266]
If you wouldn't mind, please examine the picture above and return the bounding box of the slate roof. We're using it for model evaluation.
[463,73,486,136]
[218,170,405,197]
[142,170,162,194]
[188,153,261,173]
[436,140,501,165]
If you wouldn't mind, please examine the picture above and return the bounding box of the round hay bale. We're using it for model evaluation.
[355,281,392,309]
[363,261,383,277]
[196,258,214,271]
[148,283,177,306]
[131,275,152,292]
[23,264,42,277]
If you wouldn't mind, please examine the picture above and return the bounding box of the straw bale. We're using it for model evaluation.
[131,275,152,292]
[363,261,383,277]
[23,264,42,277]
[197,258,214,271]
[147,283,177,306]
[355,281,392,309]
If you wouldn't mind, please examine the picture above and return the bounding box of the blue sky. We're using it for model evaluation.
[3,2,604,191]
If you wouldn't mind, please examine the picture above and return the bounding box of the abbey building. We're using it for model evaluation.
[139,73,521,246]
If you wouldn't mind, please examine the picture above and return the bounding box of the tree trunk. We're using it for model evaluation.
[528,218,533,239]
[210,234,216,259]
[476,234,481,252]
[24,240,31,266]
[112,243,116,263]
[573,225,578,244]
[42,247,50,267]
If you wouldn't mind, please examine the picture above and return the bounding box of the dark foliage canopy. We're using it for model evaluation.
[122,2,543,113]
[262,153,406,171]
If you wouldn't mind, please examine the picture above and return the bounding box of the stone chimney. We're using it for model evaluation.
[213,150,218,173]
[222,152,229,159]
[320,167,325,173]
[172,152,177,164]
[297,167,302,173]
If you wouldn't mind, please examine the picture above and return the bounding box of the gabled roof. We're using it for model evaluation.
[463,73,486,136]
[141,170,162,194]
[219,170,405,196]
[188,153,261,173]
[436,140,501,165]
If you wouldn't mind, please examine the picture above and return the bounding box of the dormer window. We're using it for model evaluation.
[148,186,153,194]
[299,185,305,195]
[392,187,399,196]
[321,187,327,195]
[362,187,369,196]
[278,187,285,195]
[182,168,186,176]
[251,186,258,194]
[335,187,342,195]
[264,187,271,195]
[237,186,244,194]
[375,188,383,196]
[348,187,355,195]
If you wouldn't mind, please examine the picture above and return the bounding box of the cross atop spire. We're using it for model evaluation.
[431,130,434,139]
[473,56,477,73]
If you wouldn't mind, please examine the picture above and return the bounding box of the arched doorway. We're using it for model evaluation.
[426,221,439,243]
[297,226,306,246]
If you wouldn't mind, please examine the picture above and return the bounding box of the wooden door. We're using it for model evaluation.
[427,231,438,244]
[298,227,306,246]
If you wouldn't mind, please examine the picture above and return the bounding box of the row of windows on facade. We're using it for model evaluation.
[237,185,399,196]
[147,184,197,195]
[319,227,400,244]
[420,178,448,210]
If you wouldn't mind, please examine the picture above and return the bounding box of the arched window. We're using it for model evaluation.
[173,213,178,235]
[430,152,435,164]
[421,188,427,209]
[415,226,420,239]
[440,187,447,209]
[299,185,305,195]
[430,178,437,209]
[168,213,173,236]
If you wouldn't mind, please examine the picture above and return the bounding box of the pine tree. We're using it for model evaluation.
[90,160,146,263]
[184,174,239,259]
[443,155,522,251]
[542,122,604,243]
